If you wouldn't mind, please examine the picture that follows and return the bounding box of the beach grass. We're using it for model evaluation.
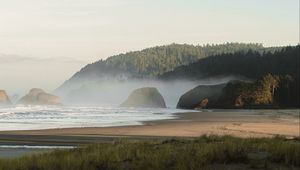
[0,135,299,170]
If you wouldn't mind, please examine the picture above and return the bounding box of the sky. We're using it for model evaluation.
[0,0,299,95]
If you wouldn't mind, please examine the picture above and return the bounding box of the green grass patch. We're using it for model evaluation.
[0,135,299,170]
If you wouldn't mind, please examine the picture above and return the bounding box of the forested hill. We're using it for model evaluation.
[57,43,277,91]
[160,45,299,80]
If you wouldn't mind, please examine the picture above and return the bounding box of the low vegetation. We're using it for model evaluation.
[0,136,299,170]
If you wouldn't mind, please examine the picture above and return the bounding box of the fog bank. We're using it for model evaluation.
[56,76,240,108]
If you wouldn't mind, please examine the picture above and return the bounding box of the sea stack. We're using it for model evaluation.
[18,88,61,105]
[121,87,166,108]
[177,84,226,109]
[0,90,12,105]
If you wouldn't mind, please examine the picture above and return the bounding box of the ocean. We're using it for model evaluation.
[0,105,191,131]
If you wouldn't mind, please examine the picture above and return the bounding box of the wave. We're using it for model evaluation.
[0,145,75,149]
[0,105,193,131]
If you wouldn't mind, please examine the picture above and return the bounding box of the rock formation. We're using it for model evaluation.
[121,87,166,108]
[217,75,281,108]
[194,98,209,109]
[18,88,61,105]
[0,90,12,105]
[177,84,226,109]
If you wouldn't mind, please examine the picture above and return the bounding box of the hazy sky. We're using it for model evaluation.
[0,0,299,94]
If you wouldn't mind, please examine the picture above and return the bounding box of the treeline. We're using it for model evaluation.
[69,43,271,81]
[160,46,299,80]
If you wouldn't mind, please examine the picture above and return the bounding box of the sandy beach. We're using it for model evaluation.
[0,109,299,158]
[0,110,299,142]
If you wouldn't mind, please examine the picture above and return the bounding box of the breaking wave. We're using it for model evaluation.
[0,105,193,131]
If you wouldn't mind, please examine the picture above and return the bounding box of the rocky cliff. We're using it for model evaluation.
[178,74,299,110]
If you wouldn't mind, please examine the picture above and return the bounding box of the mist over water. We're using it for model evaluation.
[56,76,240,108]
[0,76,241,131]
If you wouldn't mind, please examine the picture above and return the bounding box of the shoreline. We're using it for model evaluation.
[0,109,299,159]
[0,110,299,147]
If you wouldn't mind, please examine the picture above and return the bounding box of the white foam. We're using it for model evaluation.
[0,106,192,131]
[0,145,75,149]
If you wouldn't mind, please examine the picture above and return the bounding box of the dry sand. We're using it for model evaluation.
[0,110,299,139]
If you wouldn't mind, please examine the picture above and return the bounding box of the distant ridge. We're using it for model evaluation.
[56,43,276,92]
[160,45,299,80]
